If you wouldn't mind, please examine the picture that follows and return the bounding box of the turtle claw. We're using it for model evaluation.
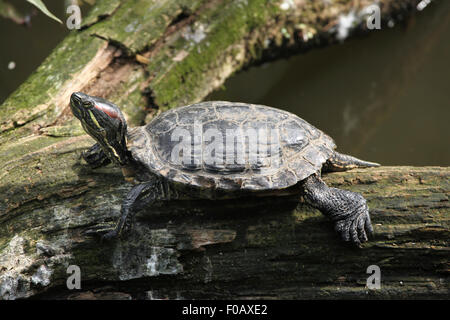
[333,201,372,248]
[82,223,117,240]
[81,143,111,169]
[303,175,375,247]
[101,230,119,242]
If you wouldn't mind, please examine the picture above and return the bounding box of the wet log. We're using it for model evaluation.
[0,0,447,300]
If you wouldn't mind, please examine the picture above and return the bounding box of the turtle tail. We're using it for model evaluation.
[323,151,380,172]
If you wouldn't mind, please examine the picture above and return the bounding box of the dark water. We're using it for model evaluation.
[0,1,72,102]
[208,2,450,166]
[1,1,449,166]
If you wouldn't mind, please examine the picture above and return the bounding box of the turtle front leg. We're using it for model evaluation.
[82,143,111,168]
[101,176,167,240]
[302,174,373,247]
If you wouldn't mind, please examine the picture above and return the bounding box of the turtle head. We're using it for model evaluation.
[70,92,130,166]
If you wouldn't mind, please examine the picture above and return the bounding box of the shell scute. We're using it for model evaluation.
[131,101,336,191]
[271,169,297,189]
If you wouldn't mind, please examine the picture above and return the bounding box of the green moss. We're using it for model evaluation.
[81,0,121,28]
[0,33,106,140]
[148,0,275,109]
[1,33,103,118]
[90,0,205,53]
[245,216,297,247]
[107,68,148,126]
[0,135,67,165]
[0,136,92,214]
[39,120,85,138]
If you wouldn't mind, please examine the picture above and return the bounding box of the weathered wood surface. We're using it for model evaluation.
[1,165,448,299]
[1,0,448,299]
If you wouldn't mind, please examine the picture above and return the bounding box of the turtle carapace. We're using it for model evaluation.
[70,92,380,246]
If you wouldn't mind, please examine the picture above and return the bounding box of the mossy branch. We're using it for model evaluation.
[1,0,447,300]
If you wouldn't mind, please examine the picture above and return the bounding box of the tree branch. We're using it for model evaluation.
[1,0,447,300]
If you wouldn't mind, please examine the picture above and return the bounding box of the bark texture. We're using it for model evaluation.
[0,0,448,300]
[1,165,448,299]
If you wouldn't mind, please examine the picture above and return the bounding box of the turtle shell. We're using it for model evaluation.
[128,101,336,191]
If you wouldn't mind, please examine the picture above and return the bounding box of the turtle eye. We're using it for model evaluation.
[83,101,92,108]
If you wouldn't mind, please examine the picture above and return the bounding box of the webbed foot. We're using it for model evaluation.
[303,174,374,247]
[101,229,120,241]
[83,222,118,241]
[332,193,373,247]
[82,143,111,168]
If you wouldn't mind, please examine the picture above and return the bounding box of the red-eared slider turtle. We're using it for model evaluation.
[70,92,380,246]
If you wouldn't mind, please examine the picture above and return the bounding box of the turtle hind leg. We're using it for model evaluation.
[323,151,380,172]
[82,143,111,168]
[302,174,373,247]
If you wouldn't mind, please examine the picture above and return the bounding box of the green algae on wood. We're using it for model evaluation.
[80,0,122,28]
[0,0,444,300]
[148,0,274,109]
[89,0,206,53]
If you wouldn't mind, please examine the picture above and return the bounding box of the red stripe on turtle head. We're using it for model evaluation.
[94,103,120,119]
